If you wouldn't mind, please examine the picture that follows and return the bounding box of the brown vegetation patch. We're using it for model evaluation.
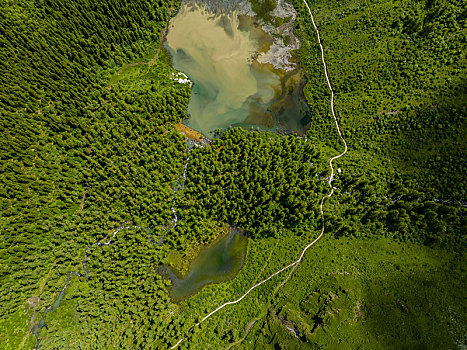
[174,121,204,142]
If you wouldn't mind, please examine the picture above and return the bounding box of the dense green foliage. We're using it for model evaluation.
[330,170,466,249]
[181,130,325,237]
[292,0,466,248]
[177,236,465,349]
[0,0,189,347]
[0,0,465,348]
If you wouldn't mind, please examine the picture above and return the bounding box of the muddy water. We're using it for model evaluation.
[166,3,310,136]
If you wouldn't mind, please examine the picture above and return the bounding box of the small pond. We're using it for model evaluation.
[156,228,248,301]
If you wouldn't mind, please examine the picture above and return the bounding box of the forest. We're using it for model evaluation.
[0,0,465,348]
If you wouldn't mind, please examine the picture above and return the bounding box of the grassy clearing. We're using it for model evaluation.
[180,235,465,349]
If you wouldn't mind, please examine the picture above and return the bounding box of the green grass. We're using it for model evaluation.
[0,308,35,349]
[180,235,466,349]
[2,0,464,348]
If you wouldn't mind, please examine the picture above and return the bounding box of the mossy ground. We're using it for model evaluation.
[181,234,465,349]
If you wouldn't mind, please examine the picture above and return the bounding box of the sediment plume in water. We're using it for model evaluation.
[166,4,279,136]
[167,1,311,136]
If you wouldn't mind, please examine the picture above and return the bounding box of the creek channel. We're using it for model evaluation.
[31,147,193,348]
[31,223,151,349]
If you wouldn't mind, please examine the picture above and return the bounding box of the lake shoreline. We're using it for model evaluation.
[166,1,310,137]
[156,227,248,302]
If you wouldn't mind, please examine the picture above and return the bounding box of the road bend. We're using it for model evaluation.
[170,1,348,348]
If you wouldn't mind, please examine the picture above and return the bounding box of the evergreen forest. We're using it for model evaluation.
[0,0,465,349]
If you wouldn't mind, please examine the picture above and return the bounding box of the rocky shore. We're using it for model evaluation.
[185,0,300,71]
[257,0,300,71]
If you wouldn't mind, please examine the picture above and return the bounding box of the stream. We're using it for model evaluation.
[168,151,191,231]
[31,145,195,348]
[31,224,147,348]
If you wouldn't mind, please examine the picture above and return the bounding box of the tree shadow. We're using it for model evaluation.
[367,80,467,200]
[362,257,466,349]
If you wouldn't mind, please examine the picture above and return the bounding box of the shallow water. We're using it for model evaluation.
[166,3,310,136]
[167,5,277,136]
[157,228,248,301]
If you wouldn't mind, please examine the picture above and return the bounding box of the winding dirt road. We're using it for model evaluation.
[169,0,348,348]
[109,0,175,88]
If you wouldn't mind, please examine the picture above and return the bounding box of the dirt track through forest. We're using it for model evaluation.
[169,0,348,348]
[109,0,174,88]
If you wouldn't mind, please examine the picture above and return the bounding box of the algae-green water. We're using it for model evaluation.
[166,3,311,136]
[157,229,248,301]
